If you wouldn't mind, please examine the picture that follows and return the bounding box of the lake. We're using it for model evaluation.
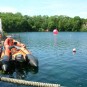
[0,32,87,87]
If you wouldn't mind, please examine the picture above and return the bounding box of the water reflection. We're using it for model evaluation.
[73,51,76,55]
[0,62,39,79]
[53,35,58,46]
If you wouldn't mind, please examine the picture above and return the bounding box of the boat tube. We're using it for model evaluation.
[0,46,38,72]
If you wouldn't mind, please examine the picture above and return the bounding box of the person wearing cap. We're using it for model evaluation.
[4,37,26,59]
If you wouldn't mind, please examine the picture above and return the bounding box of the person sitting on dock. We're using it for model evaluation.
[0,33,6,57]
[4,36,26,59]
[0,33,5,45]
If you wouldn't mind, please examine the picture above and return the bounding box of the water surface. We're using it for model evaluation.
[1,32,87,87]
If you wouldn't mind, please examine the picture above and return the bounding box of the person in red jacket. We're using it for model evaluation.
[4,36,26,58]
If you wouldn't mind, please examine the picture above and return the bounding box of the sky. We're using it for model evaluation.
[0,0,87,18]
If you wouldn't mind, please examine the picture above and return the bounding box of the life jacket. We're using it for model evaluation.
[4,38,14,46]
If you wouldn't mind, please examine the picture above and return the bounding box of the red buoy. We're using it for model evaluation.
[53,29,58,35]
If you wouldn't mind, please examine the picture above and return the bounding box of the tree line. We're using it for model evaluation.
[0,12,87,32]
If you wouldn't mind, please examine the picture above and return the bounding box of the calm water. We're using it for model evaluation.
[0,32,87,87]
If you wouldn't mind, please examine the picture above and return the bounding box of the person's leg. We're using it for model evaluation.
[4,47,11,57]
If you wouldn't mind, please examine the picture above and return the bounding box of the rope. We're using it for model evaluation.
[0,77,61,87]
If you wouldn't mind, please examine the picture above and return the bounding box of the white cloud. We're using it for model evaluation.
[0,6,36,16]
[0,6,17,13]
[19,8,34,16]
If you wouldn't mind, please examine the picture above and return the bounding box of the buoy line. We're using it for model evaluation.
[0,77,61,87]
